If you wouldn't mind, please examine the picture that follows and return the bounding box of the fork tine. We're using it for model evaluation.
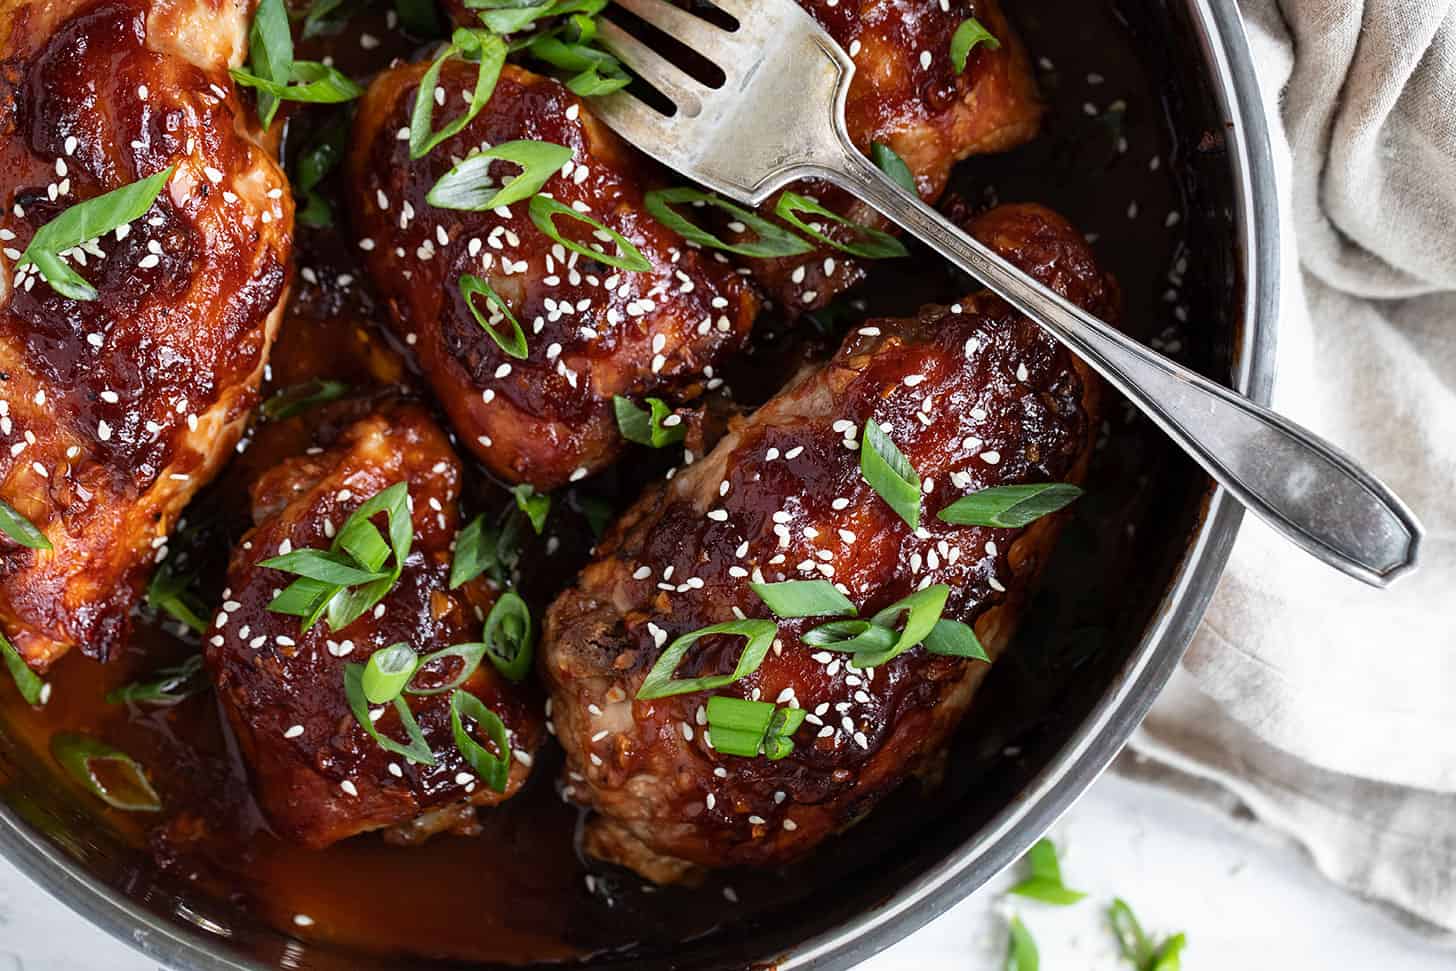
[587,88,693,164]
[611,0,740,58]
[696,0,751,20]
[596,17,710,117]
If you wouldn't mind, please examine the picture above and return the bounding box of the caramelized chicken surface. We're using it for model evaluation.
[348,62,758,491]
[207,401,542,849]
[740,0,1041,312]
[540,204,1114,881]
[0,0,291,669]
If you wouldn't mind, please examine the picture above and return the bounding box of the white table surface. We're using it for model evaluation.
[0,771,1448,970]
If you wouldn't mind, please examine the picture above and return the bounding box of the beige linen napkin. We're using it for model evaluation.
[1127,0,1456,935]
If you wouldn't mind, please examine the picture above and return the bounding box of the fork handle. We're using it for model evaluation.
[828,150,1422,588]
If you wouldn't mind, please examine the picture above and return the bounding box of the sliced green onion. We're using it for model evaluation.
[230,61,363,105]
[848,584,949,668]
[459,274,529,359]
[291,110,351,228]
[938,482,1084,528]
[563,61,631,95]
[861,418,921,529]
[613,396,685,448]
[266,482,413,633]
[1009,838,1086,905]
[871,141,917,194]
[644,187,813,258]
[428,140,574,212]
[241,0,292,127]
[750,580,856,619]
[261,379,352,421]
[449,514,499,589]
[259,549,388,586]
[362,643,420,703]
[343,661,435,764]
[527,194,651,271]
[145,554,209,634]
[450,688,511,791]
[773,191,908,260]
[16,165,175,301]
[1150,934,1187,971]
[0,499,51,551]
[407,642,488,696]
[800,619,897,653]
[1106,897,1185,970]
[950,17,1000,74]
[705,696,806,759]
[1005,914,1039,971]
[474,0,607,35]
[923,618,989,660]
[409,29,507,160]
[106,655,208,706]
[483,591,533,682]
[0,631,44,705]
[512,484,550,534]
[51,734,162,812]
[636,619,777,700]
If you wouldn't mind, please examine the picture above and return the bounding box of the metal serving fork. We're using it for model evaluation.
[586,0,1422,587]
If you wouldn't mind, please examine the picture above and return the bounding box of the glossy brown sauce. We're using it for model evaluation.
[0,0,1229,965]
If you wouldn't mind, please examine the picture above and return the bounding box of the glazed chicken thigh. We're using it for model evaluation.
[348,62,758,491]
[739,0,1042,311]
[0,0,291,669]
[540,204,1114,881]
[207,401,542,848]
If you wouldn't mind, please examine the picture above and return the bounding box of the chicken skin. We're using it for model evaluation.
[540,204,1114,882]
[348,62,758,491]
[206,401,543,848]
[0,0,291,669]
[741,0,1042,311]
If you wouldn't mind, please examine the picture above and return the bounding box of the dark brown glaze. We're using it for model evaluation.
[737,0,1042,313]
[541,203,1115,881]
[0,0,291,669]
[206,401,543,849]
[347,61,759,491]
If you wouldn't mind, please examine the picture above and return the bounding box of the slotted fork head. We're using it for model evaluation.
[591,0,858,207]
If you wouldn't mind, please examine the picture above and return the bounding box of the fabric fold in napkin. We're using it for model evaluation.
[1125,0,1456,936]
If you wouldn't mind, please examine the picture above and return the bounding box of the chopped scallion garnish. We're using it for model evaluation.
[483,591,533,682]
[16,165,175,301]
[291,110,351,228]
[636,619,778,700]
[1009,838,1086,905]
[51,733,162,812]
[409,29,507,160]
[0,498,52,551]
[527,194,651,271]
[705,696,806,759]
[362,643,420,704]
[263,481,412,632]
[407,642,488,696]
[750,579,856,619]
[1005,914,1039,971]
[459,273,529,359]
[644,187,814,258]
[343,661,435,764]
[860,418,921,529]
[450,688,511,791]
[773,191,908,260]
[1108,898,1186,971]
[800,619,897,654]
[449,514,500,589]
[512,484,550,534]
[938,482,1084,528]
[0,631,44,706]
[238,0,292,127]
[923,618,989,660]
[850,584,950,668]
[428,139,574,212]
[613,396,686,448]
[230,61,363,106]
[871,142,916,194]
[261,378,352,421]
[106,655,209,706]
[950,17,1001,74]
